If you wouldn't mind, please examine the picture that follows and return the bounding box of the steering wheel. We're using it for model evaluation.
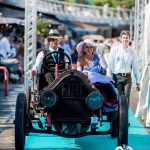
[43,51,71,76]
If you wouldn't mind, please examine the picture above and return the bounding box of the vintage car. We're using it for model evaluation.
[14,51,128,150]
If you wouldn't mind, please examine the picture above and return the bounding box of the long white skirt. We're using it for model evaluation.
[135,65,150,127]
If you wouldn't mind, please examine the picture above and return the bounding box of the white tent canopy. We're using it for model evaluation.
[0,17,23,25]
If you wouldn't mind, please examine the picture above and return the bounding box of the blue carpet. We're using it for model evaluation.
[25,109,150,150]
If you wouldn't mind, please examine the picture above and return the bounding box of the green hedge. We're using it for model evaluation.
[93,0,134,8]
[62,0,135,9]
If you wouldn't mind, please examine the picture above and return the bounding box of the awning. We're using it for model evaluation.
[82,34,104,41]
[64,22,96,34]
[0,17,23,24]
[72,22,98,32]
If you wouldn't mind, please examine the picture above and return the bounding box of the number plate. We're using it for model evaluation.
[91,116,98,125]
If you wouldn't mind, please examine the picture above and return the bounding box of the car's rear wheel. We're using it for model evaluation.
[110,120,118,138]
[25,86,31,135]
[15,93,27,150]
[118,95,128,146]
[26,86,31,116]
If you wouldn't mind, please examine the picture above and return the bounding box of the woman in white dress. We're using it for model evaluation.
[76,39,118,112]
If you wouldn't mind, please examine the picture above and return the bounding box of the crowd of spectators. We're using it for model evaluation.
[0,27,133,69]
[0,31,24,60]
[0,30,24,82]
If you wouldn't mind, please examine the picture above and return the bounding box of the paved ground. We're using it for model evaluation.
[0,82,149,149]
[130,88,150,134]
[0,82,24,150]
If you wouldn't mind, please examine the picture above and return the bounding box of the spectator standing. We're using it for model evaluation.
[0,32,12,58]
[108,30,140,107]
[37,36,42,49]
[111,38,121,47]
[44,38,49,48]
[121,4,128,19]
[103,3,108,18]
[103,46,111,75]
[116,6,121,19]
[16,37,24,68]
[40,37,46,48]
[10,36,17,58]
[59,37,72,56]
[64,34,78,64]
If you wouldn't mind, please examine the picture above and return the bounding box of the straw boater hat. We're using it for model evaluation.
[76,39,97,56]
[47,29,61,39]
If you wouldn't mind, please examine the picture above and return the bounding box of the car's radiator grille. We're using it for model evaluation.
[53,76,92,98]
[51,97,92,119]
[51,76,94,119]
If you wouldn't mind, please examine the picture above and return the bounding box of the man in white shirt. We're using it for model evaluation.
[0,32,12,58]
[108,30,140,107]
[30,29,71,90]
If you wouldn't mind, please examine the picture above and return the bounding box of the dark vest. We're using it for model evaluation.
[37,47,65,91]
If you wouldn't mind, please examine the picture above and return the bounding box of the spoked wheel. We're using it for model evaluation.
[25,86,31,115]
[15,93,27,150]
[118,95,128,147]
[25,86,31,135]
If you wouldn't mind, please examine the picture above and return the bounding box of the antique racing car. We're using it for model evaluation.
[14,51,129,150]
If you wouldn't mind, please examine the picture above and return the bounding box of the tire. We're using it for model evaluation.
[15,93,26,150]
[25,86,31,135]
[118,95,128,146]
[26,86,31,117]
[110,120,118,138]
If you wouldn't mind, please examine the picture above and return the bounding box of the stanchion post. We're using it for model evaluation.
[0,66,9,96]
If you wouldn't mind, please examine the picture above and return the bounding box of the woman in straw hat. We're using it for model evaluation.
[77,39,107,75]
[76,39,118,110]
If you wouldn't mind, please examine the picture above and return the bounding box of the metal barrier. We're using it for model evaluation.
[38,0,131,25]
[0,0,131,26]
[0,66,9,96]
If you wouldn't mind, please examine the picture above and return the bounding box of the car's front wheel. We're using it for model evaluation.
[15,93,27,150]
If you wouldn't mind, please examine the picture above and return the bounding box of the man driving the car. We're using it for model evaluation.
[30,29,71,90]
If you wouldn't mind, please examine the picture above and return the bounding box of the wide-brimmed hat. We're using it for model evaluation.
[76,39,97,56]
[47,29,61,39]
